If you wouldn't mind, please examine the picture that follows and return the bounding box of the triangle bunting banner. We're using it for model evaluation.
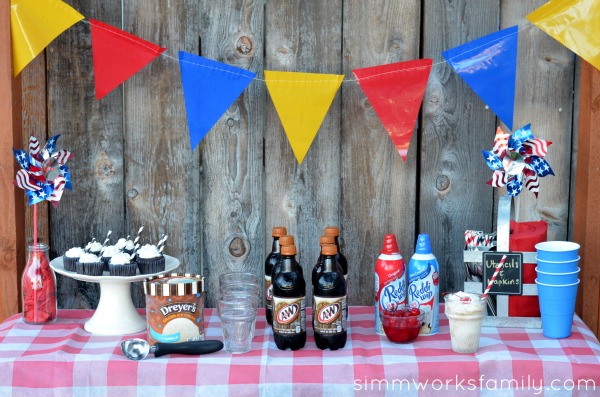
[10,0,84,76]
[90,19,166,100]
[264,71,344,164]
[442,26,519,130]
[353,59,433,161]
[179,51,256,151]
[527,0,600,72]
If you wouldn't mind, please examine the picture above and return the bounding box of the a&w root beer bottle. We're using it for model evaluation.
[272,244,306,350]
[313,244,347,350]
[265,226,287,325]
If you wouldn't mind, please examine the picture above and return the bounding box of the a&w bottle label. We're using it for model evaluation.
[265,275,273,312]
[313,295,346,334]
[272,296,306,334]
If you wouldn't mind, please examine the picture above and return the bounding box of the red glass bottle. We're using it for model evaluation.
[22,244,57,324]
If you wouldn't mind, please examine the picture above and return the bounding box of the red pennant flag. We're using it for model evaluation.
[353,59,432,161]
[90,19,166,99]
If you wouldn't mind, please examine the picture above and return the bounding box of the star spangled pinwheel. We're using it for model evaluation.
[13,135,74,207]
[482,124,553,197]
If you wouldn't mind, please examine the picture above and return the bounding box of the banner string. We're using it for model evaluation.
[81,19,534,83]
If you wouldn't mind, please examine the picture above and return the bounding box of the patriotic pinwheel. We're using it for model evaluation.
[482,124,553,197]
[13,135,73,207]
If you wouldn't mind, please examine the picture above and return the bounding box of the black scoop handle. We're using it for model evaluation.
[153,340,224,358]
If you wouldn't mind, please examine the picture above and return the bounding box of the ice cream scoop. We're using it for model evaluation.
[121,338,223,360]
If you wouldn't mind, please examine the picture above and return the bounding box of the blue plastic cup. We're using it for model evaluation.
[535,241,580,261]
[535,267,580,284]
[536,256,580,273]
[536,279,579,338]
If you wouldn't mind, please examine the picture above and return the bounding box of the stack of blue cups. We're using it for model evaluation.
[535,241,581,338]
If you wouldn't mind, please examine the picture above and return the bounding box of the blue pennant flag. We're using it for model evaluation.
[442,26,518,130]
[178,52,256,151]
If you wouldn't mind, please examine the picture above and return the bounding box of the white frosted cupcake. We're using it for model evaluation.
[101,245,122,270]
[76,253,104,276]
[85,241,103,257]
[124,239,136,255]
[136,244,165,274]
[63,247,85,272]
[108,252,137,277]
[115,238,128,251]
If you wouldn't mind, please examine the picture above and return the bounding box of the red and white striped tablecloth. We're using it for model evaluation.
[0,307,599,396]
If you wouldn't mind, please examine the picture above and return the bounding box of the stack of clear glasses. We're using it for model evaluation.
[218,272,260,353]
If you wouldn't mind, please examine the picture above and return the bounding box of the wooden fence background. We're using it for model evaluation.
[14,0,578,312]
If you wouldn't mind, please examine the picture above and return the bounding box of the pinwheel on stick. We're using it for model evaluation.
[482,124,553,197]
[13,134,74,324]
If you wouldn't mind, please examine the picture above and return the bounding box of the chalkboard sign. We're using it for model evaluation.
[482,252,523,295]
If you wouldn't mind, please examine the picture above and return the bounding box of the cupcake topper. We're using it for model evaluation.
[129,243,140,261]
[133,225,144,245]
[157,235,168,250]
[482,124,553,197]
[102,230,112,247]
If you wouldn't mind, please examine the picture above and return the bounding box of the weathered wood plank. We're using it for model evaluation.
[123,0,200,307]
[48,0,124,309]
[200,0,265,307]
[421,0,499,294]
[341,0,420,306]
[574,61,600,336]
[264,0,343,306]
[500,0,575,238]
[0,1,24,321]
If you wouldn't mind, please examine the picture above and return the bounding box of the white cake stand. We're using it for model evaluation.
[50,255,180,335]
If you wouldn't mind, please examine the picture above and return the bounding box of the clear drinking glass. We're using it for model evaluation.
[218,299,257,354]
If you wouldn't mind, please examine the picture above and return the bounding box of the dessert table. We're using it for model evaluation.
[0,306,599,396]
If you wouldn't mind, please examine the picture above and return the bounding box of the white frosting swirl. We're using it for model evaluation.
[115,238,128,250]
[65,247,85,258]
[102,245,121,258]
[79,253,101,263]
[137,244,161,259]
[110,252,132,265]
[124,240,135,250]
[85,241,103,252]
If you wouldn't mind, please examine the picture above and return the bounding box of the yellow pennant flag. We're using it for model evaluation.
[265,71,344,164]
[527,0,600,71]
[11,0,84,76]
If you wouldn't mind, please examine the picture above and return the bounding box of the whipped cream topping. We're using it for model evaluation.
[79,253,101,263]
[102,245,121,258]
[124,240,135,250]
[85,241,103,252]
[115,238,128,250]
[110,252,132,265]
[137,244,161,259]
[65,247,85,258]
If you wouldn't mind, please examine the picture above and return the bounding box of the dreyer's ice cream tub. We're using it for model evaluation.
[144,273,205,345]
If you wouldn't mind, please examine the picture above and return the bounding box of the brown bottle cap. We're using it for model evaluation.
[279,235,295,246]
[281,245,297,255]
[319,235,335,245]
[272,227,287,237]
[321,244,337,256]
[324,226,340,237]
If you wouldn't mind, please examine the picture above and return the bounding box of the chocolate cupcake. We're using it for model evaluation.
[101,245,121,271]
[63,247,85,272]
[136,244,165,274]
[76,253,104,276]
[108,252,138,277]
